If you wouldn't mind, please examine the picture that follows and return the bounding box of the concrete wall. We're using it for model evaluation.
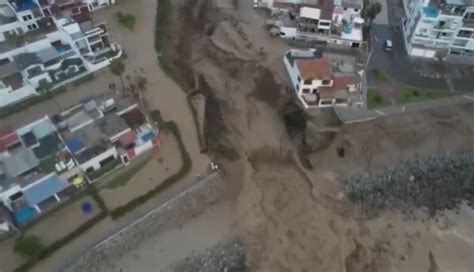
[0,84,38,109]
[79,146,119,172]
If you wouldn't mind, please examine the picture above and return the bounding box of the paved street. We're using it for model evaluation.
[368,0,474,92]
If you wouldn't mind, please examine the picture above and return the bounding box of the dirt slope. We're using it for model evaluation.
[166,0,474,271]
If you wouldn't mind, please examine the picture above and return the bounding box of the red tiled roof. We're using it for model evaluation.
[297,58,332,80]
[72,12,92,24]
[0,128,19,152]
[333,75,361,89]
[318,87,335,98]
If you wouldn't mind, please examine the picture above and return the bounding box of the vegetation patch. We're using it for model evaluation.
[14,235,45,260]
[115,11,137,30]
[367,88,390,109]
[397,86,447,105]
[110,111,191,219]
[372,69,390,84]
[103,159,151,189]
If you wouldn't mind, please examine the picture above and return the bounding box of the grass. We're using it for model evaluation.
[103,159,151,189]
[397,86,447,105]
[367,88,390,109]
[367,87,449,109]
[372,69,390,84]
[115,11,136,30]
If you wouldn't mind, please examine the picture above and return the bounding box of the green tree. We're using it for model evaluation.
[362,2,382,25]
[38,81,62,111]
[109,58,126,91]
[14,235,45,260]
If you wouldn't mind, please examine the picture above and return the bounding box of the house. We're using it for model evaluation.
[57,96,159,180]
[283,49,364,108]
[0,116,86,225]
[0,0,121,109]
[402,0,474,60]
[262,0,366,48]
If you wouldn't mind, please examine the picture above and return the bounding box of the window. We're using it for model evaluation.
[27,24,38,30]
[354,8,359,12]
[22,14,33,21]
[295,84,299,90]
[297,75,301,82]
[320,100,333,105]
[302,88,311,93]
[303,79,312,85]
[322,79,331,85]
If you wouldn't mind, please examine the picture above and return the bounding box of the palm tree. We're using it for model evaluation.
[109,58,126,91]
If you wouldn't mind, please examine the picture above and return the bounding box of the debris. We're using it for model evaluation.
[343,152,474,217]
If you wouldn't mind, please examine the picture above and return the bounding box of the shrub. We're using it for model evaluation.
[115,11,136,30]
[14,235,45,260]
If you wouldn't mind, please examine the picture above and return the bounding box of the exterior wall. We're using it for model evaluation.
[0,84,38,109]
[0,185,22,210]
[403,1,474,59]
[79,146,119,172]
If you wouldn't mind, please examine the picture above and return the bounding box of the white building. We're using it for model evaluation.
[403,0,474,60]
[261,0,366,48]
[0,0,121,109]
[283,49,364,108]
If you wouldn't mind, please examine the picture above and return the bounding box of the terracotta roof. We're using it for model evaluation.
[297,58,332,80]
[318,87,335,99]
[333,75,360,89]
[0,128,19,152]
[72,12,91,24]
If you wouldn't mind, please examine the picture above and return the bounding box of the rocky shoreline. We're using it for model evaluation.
[169,238,246,272]
[343,152,474,217]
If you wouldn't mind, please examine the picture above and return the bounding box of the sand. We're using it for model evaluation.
[102,203,236,272]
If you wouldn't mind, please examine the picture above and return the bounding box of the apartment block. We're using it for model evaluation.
[0,0,121,108]
[258,0,366,48]
[402,0,474,60]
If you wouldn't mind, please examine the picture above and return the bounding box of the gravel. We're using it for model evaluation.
[343,152,474,217]
[170,238,246,272]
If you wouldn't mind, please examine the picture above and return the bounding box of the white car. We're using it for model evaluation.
[384,40,393,52]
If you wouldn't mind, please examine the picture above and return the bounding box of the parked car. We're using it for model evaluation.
[384,40,393,52]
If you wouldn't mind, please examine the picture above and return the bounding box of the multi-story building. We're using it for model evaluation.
[283,49,364,108]
[402,0,474,60]
[0,0,121,109]
[259,0,366,48]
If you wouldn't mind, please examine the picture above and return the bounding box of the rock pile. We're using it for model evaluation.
[343,152,474,217]
[171,238,246,272]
